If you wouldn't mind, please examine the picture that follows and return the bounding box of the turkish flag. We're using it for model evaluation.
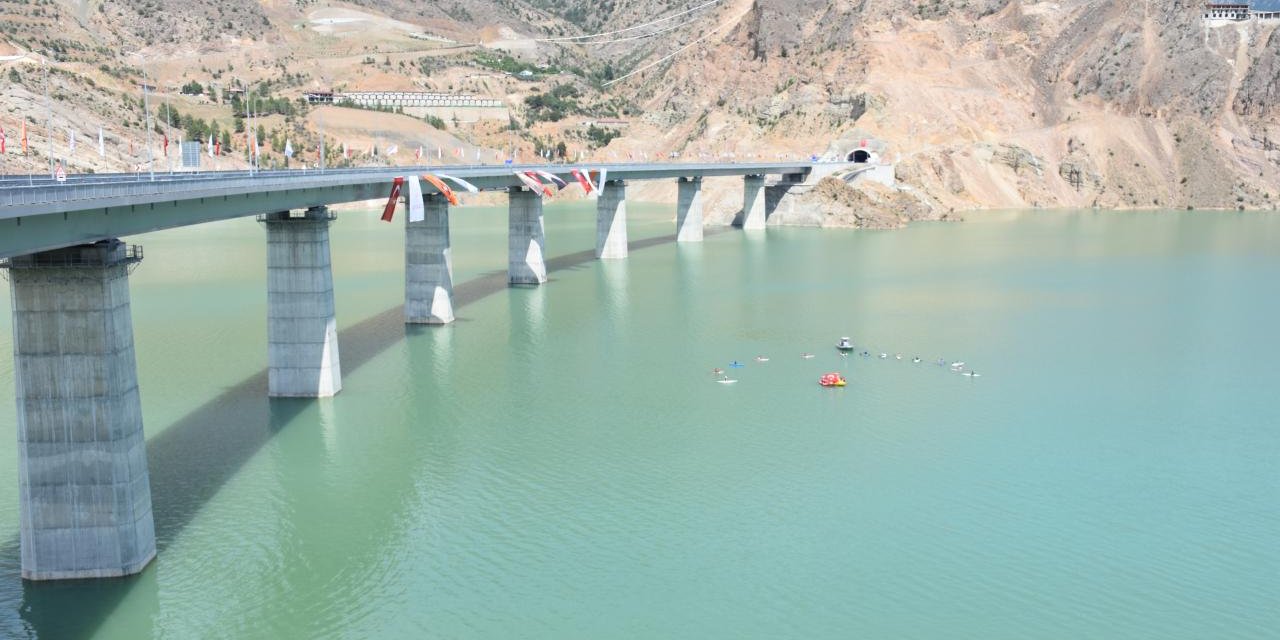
[381,177,404,222]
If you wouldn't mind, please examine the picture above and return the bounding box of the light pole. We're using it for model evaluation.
[130,52,155,181]
[40,52,52,178]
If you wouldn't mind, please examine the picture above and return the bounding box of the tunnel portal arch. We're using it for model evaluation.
[849,149,872,163]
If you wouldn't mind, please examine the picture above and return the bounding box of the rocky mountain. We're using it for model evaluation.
[1,0,1276,216]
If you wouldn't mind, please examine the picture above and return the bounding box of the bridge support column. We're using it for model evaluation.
[508,187,547,285]
[265,208,342,397]
[596,180,628,259]
[5,240,155,580]
[405,194,454,324]
[743,174,767,230]
[676,177,704,242]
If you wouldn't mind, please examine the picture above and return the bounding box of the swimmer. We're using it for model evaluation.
[861,351,870,357]
[913,357,922,363]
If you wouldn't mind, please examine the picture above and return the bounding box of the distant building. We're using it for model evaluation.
[305,91,335,104]
[334,91,504,109]
[1204,1,1280,20]
[331,91,509,123]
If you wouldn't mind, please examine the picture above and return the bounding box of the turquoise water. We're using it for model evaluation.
[0,206,1276,638]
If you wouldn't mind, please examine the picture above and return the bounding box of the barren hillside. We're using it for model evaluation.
[0,0,1276,213]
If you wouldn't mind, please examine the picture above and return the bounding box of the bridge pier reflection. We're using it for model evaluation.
[405,194,455,325]
[263,208,342,398]
[2,239,156,580]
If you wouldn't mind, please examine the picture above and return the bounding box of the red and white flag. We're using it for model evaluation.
[162,134,169,157]
[215,140,221,156]
[381,177,404,222]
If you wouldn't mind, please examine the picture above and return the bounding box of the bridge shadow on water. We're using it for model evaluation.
[2,232,693,639]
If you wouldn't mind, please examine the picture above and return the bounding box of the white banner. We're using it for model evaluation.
[407,176,425,223]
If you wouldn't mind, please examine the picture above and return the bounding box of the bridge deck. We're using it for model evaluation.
[0,163,813,259]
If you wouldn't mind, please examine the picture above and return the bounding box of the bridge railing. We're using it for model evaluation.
[0,162,823,212]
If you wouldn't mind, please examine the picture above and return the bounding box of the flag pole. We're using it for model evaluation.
[165,100,173,173]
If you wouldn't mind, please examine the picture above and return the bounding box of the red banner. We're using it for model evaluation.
[381,177,404,222]
[571,169,593,194]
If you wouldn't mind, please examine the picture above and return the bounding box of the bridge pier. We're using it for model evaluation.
[264,208,342,397]
[676,177,704,242]
[742,174,767,230]
[4,240,156,580]
[405,194,454,324]
[508,187,547,285]
[596,180,628,259]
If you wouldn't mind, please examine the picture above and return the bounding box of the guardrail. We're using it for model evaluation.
[0,161,819,211]
[0,242,142,269]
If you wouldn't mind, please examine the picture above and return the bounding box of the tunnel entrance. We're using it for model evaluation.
[849,149,871,163]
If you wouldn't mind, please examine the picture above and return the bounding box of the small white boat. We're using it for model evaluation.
[879,353,888,359]
[895,354,903,360]
[950,361,965,369]
[754,356,770,362]
[717,378,739,385]
[962,371,981,378]
[801,353,815,359]
[836,337,854,352]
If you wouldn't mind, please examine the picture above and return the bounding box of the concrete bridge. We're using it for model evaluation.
[0,162,811,581]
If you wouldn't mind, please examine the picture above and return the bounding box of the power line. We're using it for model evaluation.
[561,18,692,47]
[536,0,725,42]
[603,17,735,87]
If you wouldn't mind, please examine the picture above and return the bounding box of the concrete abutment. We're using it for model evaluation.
[508,187,547,285]
[742,175,767,230]
[596,180,628,259]
[264,208,342,398]
[405,194,455,324]
[5,239,156,580]
[676,177,704,242]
